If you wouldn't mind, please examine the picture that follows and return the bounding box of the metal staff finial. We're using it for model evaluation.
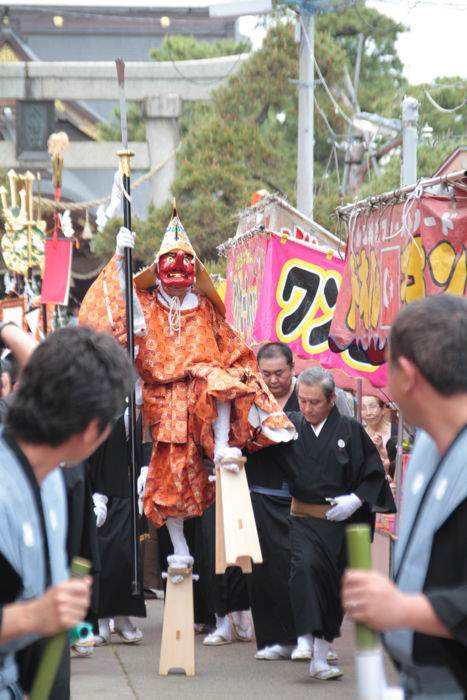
[115,58,128,151]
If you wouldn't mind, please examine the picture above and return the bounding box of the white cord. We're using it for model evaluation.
[425,89,466,114]
[159,288,182,342]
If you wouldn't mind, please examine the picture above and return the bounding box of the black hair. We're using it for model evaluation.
[386,436,397,463]
[257,342,293,368]
[390,295,467,396]
[2,352,20,385]
[364,395,385,409]
[6,326,134,446]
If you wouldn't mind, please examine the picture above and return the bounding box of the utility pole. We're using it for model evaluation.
[341,32,364,197]
[401,95,419,186]
[297,9,314,219]
[394,94,419,552]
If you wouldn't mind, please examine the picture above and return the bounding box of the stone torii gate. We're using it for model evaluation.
[0,55,247,208]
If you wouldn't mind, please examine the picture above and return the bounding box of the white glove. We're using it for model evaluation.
[326,493,362,522]
[214,445,243,473]
[137,466,148,498]
[137,466,148,516]
[135,378,143,407]
[116,226,135,256]
[93,492,108,528]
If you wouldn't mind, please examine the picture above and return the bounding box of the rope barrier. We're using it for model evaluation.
[33,146,179,213]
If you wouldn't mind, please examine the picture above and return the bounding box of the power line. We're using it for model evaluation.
[314,95,339,140]
[424,90,467,114]
[299,13,356,128]
[166,49,245,85]
[371,0,467,9]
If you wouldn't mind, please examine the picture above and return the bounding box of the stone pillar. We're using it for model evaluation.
[144,95,182,208]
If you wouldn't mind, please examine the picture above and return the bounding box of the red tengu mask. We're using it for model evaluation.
[158,250,195,289]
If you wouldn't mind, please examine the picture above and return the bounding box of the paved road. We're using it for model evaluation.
[71,598,398,700]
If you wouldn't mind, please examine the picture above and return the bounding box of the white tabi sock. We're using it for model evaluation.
[313,638,331,669]
[269,644,294,657]
[297,634,314,651]
[209,614,231,642]
[231,610,252,638]
[215,615,230,636]
[166,517,190,557]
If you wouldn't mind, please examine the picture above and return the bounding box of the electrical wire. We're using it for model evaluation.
[317,145,334,196]
[333,142,341,191]
[371,0,467,8]
[314,95,338,140]
[424,90,467,114]
[167,51,246,85]
[352,2,386,33]
[299,14,355,129]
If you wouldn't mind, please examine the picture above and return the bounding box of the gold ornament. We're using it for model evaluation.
[0,169,46,274]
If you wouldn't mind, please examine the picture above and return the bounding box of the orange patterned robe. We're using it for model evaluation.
[79,256,294,527]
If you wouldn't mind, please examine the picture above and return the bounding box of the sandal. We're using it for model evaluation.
[113,616,143,644]
[202,632,232,646]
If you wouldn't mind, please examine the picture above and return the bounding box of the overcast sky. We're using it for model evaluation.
[240,0,467,86]
[368,1,467,84]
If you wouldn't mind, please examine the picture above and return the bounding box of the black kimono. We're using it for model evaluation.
[278,406,395,642]
[245,390,299,651]
[87,414,146,620]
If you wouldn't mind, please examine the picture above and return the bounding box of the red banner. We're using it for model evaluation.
[330,185,467,353]
[40,237,73,306]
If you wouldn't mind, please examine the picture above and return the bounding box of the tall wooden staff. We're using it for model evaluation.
[115,58,140,596]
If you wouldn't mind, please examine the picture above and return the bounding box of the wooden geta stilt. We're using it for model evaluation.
[158,567,195,676]
[215,460,262,574]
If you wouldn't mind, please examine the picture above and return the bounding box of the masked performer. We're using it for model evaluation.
[79,207,295,580]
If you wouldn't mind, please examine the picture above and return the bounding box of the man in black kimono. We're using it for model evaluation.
[278,366,395,680]
[246,343,299,660]
[88,409,147,644]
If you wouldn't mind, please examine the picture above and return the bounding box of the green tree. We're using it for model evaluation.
[96,34,251,144]
[95,4,465,265]
[145,22,349,260]
[316,2,408,117]
[96,101,146,142]
[150,34,251,61]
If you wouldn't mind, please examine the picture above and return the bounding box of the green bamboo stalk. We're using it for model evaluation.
[30,557,91,700]
[346,524,379,651]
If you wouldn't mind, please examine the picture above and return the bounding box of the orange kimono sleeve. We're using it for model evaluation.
[79,255,141,346]
[207,305,296,449]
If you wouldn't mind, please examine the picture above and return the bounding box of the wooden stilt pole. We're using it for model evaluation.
[159,567,195,677]
[215,460,262,574]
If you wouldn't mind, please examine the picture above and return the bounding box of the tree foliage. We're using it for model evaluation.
[95,3,466,266]
[150,34,251,61]
[96,101,146,142]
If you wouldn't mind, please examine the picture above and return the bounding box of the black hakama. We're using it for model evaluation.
[199,502,250,618]
[246,390,299,650]
[87,414,146,620]
[249,493,296,648]
[289,517,346,641]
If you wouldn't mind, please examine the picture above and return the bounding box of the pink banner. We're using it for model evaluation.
[40,236,73,306]
[225,234,268,344]
[251,234,387,386]
[330,185,467,355]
